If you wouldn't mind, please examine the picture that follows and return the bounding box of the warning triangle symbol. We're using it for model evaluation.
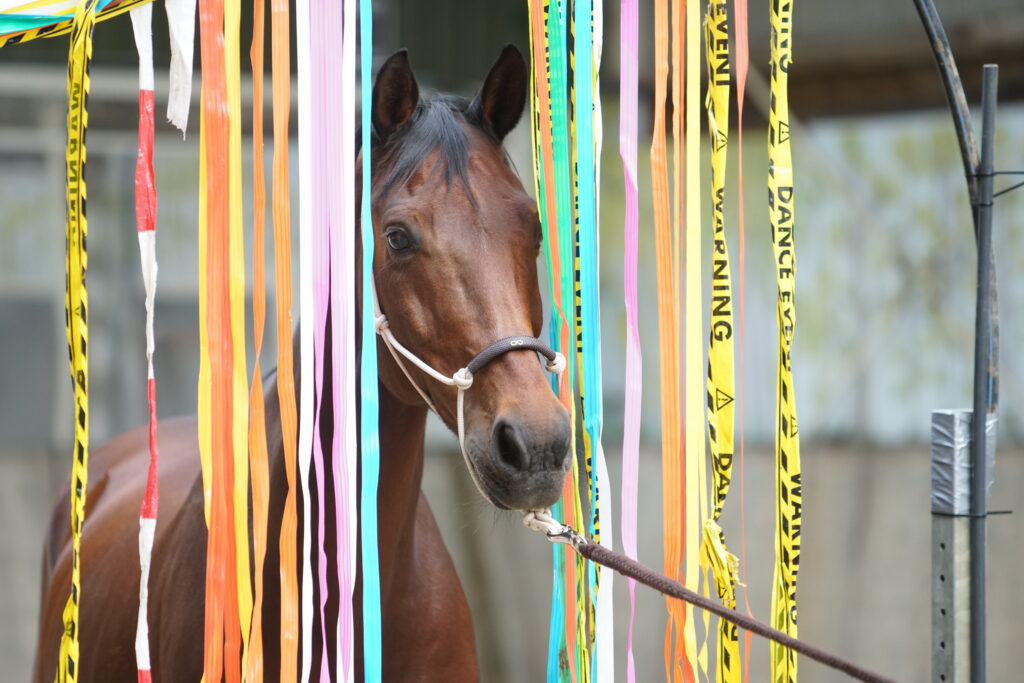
[778,120,790,144]
[715,388,734,410]
[714,129,728,152]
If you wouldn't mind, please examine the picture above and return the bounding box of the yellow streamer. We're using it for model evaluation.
[767,2,801,682]
[682,0,705,679]
[198,112,212,524]
[224,0,253,666]
[700,3,741,682]
[54,2,97,681]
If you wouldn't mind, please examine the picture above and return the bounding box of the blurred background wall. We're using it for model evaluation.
[1,0,1022,681]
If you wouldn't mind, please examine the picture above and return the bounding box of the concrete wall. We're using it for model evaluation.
[5,444,1022,681]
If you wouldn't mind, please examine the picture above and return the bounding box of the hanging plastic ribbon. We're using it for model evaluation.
[651,0,690,679]
[767,2,802,681]
[730,0,754,679]
[309,0,337,673]
[574,1,614,681]
[526,7,567,679]
[270,0,300,671]
[359,0,383,679]
[224,0,252,669]
[164,0,196,133]
[618,0,641,680]
[197,0,244,675]
[529,0,584,679]
[682,0,710,678]
[333,0,359,679]
[295,0,316,675]
[244,0,270,675]
[129,5,160,683]
[699,4,741,682]
[53,1,97,681]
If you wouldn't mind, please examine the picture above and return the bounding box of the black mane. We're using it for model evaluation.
[372,93,501,200]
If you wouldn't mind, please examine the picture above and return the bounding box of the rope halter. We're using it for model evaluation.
[370,277,567,503]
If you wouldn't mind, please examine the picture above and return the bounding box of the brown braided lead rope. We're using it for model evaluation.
[523,512,896,683]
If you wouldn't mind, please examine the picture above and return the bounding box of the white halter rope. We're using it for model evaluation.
[369,276,567,500]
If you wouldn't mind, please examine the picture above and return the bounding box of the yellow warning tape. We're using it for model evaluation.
[767,2,801,682]
[54,1,97,681]
[700,4,741,683]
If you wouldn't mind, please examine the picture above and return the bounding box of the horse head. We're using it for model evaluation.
[369,46,572,511]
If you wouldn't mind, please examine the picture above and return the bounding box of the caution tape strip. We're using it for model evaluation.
[0,0,151,47]
[700,4,741,683]
[54,1,97,680]
[768,2,802,682]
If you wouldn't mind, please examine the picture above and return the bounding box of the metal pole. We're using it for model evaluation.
[911,0,980,205]
[969,64,997,683]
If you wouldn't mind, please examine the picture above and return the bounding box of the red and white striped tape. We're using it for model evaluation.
[130,5,160,682]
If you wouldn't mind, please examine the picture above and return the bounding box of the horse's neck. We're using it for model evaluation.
[262,335,430,597]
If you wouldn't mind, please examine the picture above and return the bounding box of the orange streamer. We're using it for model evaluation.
[198,0,241,676]
[270,0,300,674]
[244,0,269,677]
[652,0,688,681]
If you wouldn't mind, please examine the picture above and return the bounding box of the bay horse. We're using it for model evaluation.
[34,45,571,682]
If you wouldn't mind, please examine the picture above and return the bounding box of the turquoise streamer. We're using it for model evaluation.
[359,0,382,679]
[573,1,604,679]
[0,0,119,34]
[543,2,576,680]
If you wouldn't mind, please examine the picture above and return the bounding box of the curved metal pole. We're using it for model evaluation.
[912,0,979,206]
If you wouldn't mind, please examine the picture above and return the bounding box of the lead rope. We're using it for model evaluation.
[369,280,567,498]
[521,512,895,683]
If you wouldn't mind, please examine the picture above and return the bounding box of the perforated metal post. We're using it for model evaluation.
[930,409,996,683]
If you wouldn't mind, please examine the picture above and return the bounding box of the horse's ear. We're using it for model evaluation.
[372,49,420,140]
[472,44,528,141]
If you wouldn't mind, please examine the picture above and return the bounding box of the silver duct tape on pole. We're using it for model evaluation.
[931,409,997,683]
[930,409,997,516]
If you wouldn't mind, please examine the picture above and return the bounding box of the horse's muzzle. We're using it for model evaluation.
[468,409,571,510]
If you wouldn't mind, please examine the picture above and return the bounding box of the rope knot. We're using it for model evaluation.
[452,367,474,390]
[374,314,389,333]
[546,352,567,374]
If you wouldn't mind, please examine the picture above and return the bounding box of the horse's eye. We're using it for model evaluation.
[385,227,413,253]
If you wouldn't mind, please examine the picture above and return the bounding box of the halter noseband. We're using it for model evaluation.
[370,276,566,501]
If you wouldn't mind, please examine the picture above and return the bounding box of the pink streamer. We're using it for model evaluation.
[619,1,641,681]
[310,0,334,676]
[330,0,357,678]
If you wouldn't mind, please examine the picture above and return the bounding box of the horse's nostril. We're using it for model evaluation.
[551,419,571,469]
[494,420,530,472]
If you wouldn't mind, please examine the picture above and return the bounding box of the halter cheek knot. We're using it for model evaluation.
[452,368,474,390]
[546,352,567,374]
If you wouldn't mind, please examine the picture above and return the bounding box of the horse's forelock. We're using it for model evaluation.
[372,94,504,202]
